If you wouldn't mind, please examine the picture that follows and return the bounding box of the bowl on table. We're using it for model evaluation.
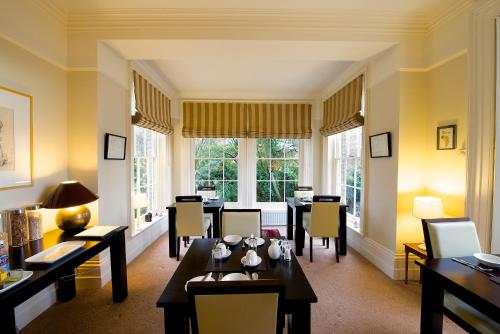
[223,235,242,246]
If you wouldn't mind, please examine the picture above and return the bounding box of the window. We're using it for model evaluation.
[256,139,299,202]
[330,127,363,228]
[194,138,239,202]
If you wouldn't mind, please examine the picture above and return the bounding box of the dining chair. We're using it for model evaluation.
[422,218,500,334]
[187,280,285,334]
[303,195,341,262]
[175,195,211,261]
[196,185,217,237]
[221,209,261,237]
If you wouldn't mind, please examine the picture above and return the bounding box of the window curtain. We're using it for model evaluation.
[182,102,247,138]
[320,75,364,136]
[247,103,312,139]
[132,71,174,135]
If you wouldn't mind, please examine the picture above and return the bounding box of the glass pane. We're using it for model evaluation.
[285,160,299,181]
[210,138,224,158]
[271,139,285,158]
[270,181,285,202]
[224,181,238,202]
[346,186,354,215]
[210,159,223,179]
[346,160,355,186]
[145,129,154,156]
[285,181,297,199]
[140,159,147,189]
[195,138,210,158]
[256,181,270,202]
[256,159,270,180]
[195,159,210,181]
[340,159,347,188]
[224,159,238,180]
[270,160,285,181]
[213,180,223,199]
[224,139,239,158]
[285,139,299,158]
[257,139,270,158]
[355,159,362,188]
[134,127,144,157]
[355,188,361,218]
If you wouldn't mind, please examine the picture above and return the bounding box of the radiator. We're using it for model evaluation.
[262,210,287,226]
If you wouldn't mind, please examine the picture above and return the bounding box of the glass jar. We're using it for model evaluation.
[5,208,28,247]
[0,212,10,283]
[24,204,43,241]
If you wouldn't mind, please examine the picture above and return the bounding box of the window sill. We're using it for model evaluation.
[346,218,362,235]
[131,214,167,238]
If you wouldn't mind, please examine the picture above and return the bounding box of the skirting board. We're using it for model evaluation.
[14,284,57,330]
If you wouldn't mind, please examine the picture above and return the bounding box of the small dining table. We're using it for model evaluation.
[165,199,224,258]
[157,238,318,334]
[417,256,500,333]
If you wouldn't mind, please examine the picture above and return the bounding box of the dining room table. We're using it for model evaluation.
[156,237,318,334]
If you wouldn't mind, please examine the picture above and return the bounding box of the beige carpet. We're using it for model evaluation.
[21,229,464,334]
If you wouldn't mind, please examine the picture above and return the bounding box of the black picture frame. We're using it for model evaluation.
[369,132,392,158]
[104,133,127,160]
[436,125,457,150]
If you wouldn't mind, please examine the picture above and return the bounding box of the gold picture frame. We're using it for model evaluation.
[0,86,33,190]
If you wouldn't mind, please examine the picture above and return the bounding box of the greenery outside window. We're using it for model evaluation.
[194,138,239,202]
[256,139,299,202]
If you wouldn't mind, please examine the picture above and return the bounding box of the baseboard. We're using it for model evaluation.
[393,253,422,281]
[14,284,57,330]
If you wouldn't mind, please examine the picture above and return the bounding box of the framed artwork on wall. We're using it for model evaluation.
[436,125,457,150]
[369,132,392,158]
[104,133,127,160]
[0,86,33,190]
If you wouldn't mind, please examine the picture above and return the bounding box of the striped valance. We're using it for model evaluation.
[182,102,247,138]
[320,75,364,137]
[132,71,173,135]
[247,103,312,139]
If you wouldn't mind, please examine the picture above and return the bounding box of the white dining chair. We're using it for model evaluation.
[221,209,261,238]
[422,218,500,334]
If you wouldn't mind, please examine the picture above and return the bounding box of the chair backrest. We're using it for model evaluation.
[310,195,340,237]
[175,196,205,237]
[294,186,313,201]
[187,280,284,334]
[196,185,217,201]
[422,217,481,259]
[222,209,261,237]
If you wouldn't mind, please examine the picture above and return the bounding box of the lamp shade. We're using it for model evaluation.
[412,196,443,219]
[43,181,99,209]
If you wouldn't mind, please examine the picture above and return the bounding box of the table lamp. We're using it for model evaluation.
[412,196,443,250]
[43,181,99,231]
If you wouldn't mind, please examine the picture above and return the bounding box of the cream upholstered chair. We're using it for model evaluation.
[422,218,500,334]
[187,280,284,334]
[222,209,261,238]
[196,185,217,236]
[303,195,340,262]
[175,195,211,261]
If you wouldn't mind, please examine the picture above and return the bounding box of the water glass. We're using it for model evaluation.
[248,237,258,252]
[212,248,223,266]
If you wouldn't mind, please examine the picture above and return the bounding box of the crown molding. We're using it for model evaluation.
[426,0,473,33]
[31,0,67,25]
[399,49,467,73]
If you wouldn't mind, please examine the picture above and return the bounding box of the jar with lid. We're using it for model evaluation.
[4,208,28,247]
[24,204,43,241]
[0,212,10,283]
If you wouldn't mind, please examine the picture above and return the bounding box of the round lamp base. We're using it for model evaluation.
[56,205,91,231]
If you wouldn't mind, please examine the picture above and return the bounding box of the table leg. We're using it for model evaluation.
[405,248,409,284]
[0,303,16,334]
[287,204,294,240]
[212,208,221,238]
[339,206,347,255]
[110,231,128,302]
[169,209,177,258]
[420,268,444,334]
[289,304,311,334]
[164,309,189,334]
[56,269,76,302]
[295,209,304,256]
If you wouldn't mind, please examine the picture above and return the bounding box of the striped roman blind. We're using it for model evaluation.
[132,71,173,135]
[247,103,312,139]
[182,102,247,138]
[320,75,364,136]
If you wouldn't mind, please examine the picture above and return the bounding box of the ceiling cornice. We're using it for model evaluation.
[31,0,67,25]
[426,0,473,33]
[66,8,428,35]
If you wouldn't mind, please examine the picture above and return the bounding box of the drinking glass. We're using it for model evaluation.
[248,237,258,252]
[283,241,292,262]
[212,248,223,267]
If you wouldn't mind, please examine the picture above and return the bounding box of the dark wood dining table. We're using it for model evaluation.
[286,197,348,256]
[417,256,500,333]
[156,238,318,334]
[166,199,224,258]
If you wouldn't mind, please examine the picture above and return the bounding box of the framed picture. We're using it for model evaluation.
[369,132,392,158]
[0,86,33,190]
[437,125,457,150]
[104,133,127,160]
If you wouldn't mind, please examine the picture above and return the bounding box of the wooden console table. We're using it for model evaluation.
[403,242,427,284]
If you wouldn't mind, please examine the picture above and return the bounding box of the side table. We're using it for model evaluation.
[404,243,427,284]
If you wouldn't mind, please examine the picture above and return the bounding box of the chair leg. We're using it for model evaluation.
[176,237,180,261]
[322,238,325,246]
[334,237,339,263]
[207,226,212,238]
[310,237,313,262]
[202,235,205,239]
[183,237,187,248]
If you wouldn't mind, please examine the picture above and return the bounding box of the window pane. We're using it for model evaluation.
[285,139,299,158]
[224,181,238,202]
[134,127,144,157]
[224,159,238,180]
[256,159,270,180]
[285,181,297,199]
[270,181,285,202]
[271,139,285,158]
[224,138,239,158]
[195,138,210,158]
[355,188,361,218]
[346,160,355,187]
[195,159,210,181]
[256,181,270,202]
[285,160,299,181]
[210,159,223,179]
[213,180,223,199]
[355,159,362,188]
[346,186,354,215]
[257,139,270,158]
[210,138,224,158]
[270,160,285,181]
